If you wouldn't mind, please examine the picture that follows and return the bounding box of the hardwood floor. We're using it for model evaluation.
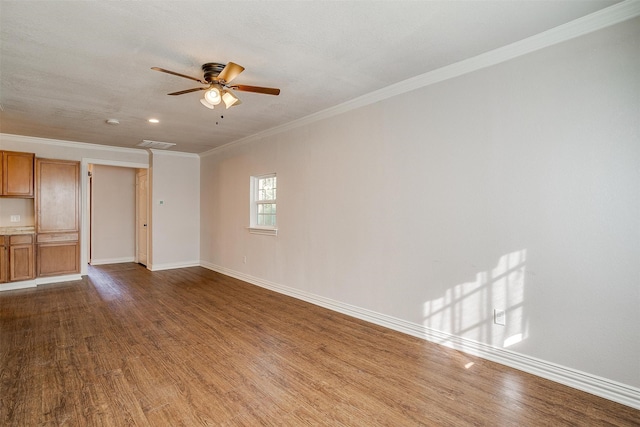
[1,264,638,426]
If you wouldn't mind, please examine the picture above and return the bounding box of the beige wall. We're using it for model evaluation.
[148,149,200,270]
[90,164,136,264]
[0,198,34,227]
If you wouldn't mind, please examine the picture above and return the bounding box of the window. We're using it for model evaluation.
[250,174,277,235]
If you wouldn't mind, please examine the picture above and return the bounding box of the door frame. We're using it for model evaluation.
[80,158,148,276]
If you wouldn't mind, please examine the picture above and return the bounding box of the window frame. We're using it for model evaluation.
[249,173,277,236]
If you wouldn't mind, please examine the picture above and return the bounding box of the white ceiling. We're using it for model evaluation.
[0,1,620,154]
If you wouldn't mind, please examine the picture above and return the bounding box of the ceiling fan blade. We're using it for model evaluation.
[217,62,245,84]
[167,87,208,96]
[230,85,280,96]
[151,67,207,84]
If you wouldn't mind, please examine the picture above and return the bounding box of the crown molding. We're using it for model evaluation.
[201,0,640,158]
[149,148,200,158]
[82,158,149,169]
[0,133,147,155]
[0,133,199,158]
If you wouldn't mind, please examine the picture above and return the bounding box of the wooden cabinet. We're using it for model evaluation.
[0,234,35,283]
[35,159,80,277]
[1,151,35,197]
[0,156,80,282]
[36,233,79,277]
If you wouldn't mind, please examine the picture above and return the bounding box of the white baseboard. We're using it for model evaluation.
[90,256,135,265]
[0,280,37,291]
[149,260,200,271]
[0,274,82,291]
[199,261,640,410]
[36,274,82,285]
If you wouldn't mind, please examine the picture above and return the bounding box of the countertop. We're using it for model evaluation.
[0,226,36,235]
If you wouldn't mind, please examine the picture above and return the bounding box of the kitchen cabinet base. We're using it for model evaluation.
[36,243,80,277]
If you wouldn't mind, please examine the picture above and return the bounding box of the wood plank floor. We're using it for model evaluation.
[1,264,638,426]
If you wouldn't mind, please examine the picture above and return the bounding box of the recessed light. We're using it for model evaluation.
[148,118,160,124]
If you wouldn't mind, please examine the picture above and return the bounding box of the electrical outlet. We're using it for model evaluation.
[243,256,247,264]
[494,309,506,326]
[10,215,20,222]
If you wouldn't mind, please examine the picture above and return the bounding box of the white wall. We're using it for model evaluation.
[91,164,136,264]
[200,15,640,395]
[149,149,200,270]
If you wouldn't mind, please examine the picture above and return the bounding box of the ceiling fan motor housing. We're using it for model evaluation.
[202,63,226,83]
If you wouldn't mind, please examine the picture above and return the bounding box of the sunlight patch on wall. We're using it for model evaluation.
[504,333,523,348]
[422,249,528,349]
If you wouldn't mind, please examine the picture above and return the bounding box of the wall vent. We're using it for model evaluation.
[137,140,176,149]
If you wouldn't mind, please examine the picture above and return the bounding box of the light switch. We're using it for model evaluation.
[10,215,20,222]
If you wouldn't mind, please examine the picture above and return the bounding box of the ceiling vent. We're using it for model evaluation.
[137,140,176,149]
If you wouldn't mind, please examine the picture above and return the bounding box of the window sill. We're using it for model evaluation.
[248,227,278,236]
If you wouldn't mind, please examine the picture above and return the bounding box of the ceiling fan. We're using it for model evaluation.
[151,62,280,109]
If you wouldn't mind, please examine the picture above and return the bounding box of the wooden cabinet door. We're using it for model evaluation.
[36,243,79,277]
[36,159,80,233]
[8,234,35,281]
[2,151,35,197]
[9,244,35,281]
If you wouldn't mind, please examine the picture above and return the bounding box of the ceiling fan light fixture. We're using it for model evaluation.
[222,90,240,109]
[204,87,222,105]
[200,98,215,109]
[152,62,280,110]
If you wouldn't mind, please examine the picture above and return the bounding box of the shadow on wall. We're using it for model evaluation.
[423,249,528,350]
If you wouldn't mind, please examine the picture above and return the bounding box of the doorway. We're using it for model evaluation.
[81,159,149,274]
